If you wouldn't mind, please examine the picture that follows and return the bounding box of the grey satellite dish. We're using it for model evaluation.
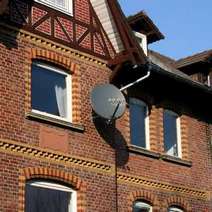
[91,84,126,121]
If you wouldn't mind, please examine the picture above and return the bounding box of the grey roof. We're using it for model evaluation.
[148,50,212,94]
[148,50,191,80]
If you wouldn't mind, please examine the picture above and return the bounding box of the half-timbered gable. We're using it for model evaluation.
[2,0,117,60]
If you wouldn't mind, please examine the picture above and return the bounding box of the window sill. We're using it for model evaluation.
[160,154,192,167]
[26,111,85,132]
[129,145,160,159]
[128,145,192,167]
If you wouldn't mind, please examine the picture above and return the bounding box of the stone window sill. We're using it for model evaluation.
[129,145,160,159]
[26,111,85,132]
[160,154,192,167]
[128,145,192,167]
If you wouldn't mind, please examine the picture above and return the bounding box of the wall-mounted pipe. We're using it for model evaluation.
[120,68,151,91]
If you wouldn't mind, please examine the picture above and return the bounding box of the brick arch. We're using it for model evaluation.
[26,48,82,123]
[128,190,160,212]
[30,48,78,74]
[18,167,86,212]
[163,196,192,212]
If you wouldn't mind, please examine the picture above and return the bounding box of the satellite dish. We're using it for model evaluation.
[91,84,126,121]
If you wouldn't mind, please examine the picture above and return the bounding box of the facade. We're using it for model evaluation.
[0,0,212,211]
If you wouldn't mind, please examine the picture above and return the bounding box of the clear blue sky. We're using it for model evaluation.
[118,0,212,60]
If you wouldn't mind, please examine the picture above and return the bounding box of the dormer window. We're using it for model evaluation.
[197,71,212,87]
[206,71,212,87]
[35,0,73,15]
[134,31,148,55]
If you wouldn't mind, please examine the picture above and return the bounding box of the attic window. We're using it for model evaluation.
[198,71,212,87]
[134,31,147,55]
[35,0,73,15]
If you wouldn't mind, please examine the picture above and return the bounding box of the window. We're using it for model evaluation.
[168,206,184,212]
[163,110,181,157]
[133,200,152,212]
[130,98,150,149]
[35,0,73,15]
[25,180,77,212]
[31,61,72,122]
[134,31,148,55]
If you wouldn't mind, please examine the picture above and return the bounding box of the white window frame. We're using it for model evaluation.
[35,0,73,16]
[26,180,77,212]
[134,31,148,56]
[130,98,150,150]
[133,201,152,212]
[168,206,184,212]
[32,61,72,123]
[207,73,211,87]
[163,110,182,158]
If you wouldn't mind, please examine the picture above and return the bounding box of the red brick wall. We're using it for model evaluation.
[0,1,212,212]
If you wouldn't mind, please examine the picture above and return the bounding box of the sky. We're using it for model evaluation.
[118,0,212,60]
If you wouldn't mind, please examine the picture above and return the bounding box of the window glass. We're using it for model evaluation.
[133,201,152,212]
[25,181,76,212]
[31,62,71,121]
[163,110,180,157]
[130,98,148,148]
[35,0,72,14]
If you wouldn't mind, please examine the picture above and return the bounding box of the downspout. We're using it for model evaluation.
[114,63,151,212]
[120,63,151,92]
[120,69,151,91]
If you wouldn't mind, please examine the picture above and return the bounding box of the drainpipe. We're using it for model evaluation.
[120,63,151,92]
[114,63,151,212]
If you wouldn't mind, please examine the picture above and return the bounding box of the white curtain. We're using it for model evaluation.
[55,85,67,118]
[56,0,66,7]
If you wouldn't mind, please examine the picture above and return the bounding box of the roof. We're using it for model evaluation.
[175,49,212,68]
[127,11,164,44]
[149,50,176,66]
[90,0,124,53]
[91,0,146,67]
[148,50,212,96]
[148,50,192,80]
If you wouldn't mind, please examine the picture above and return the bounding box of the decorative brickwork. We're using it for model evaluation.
[180,115,190,160]
[149,106,160,152]
[117,173,208,200]
[162,196,192,212]
[0,22,108,66]
[0,139,112,173]
[158,108,165,153]
[18,167,86,212]
[128,190,160,212]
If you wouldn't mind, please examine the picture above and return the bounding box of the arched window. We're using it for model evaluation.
[163,110,181,157]
[31,61,72,122]
[168,206,184,212]
[25,180,77,212]
[129,98,150,149]
[133,200,152,212]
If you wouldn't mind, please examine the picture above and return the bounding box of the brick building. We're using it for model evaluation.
[0,0,212,211]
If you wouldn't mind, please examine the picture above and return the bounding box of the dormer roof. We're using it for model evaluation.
[176,50,212,68]
[128,11,164,44]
